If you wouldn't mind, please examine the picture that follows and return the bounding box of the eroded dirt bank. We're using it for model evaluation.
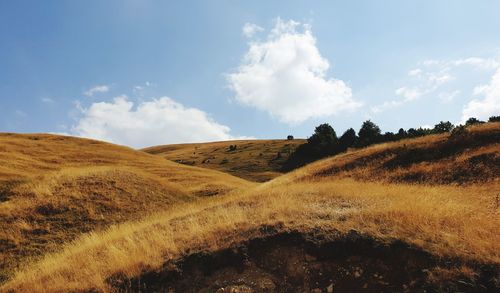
[110,231,498,293]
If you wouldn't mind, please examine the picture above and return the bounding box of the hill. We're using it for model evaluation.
[143,139,305,182]
[0,133,254,283]
[292,122,500,185]
[3,123,499,292]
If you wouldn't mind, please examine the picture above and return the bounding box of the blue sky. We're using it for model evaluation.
[1,1,500,147]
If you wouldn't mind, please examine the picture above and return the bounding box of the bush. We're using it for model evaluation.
[287,135,294,140]
[450,124,467,136]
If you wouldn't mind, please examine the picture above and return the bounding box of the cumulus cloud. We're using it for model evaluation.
[70,96,241,148]
[461,67,500,121]
[242,23,263,38]
[84,85,110,97]
[227,18,361,124]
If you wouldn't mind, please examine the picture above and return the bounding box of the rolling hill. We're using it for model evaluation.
[2,123,498,292]
[143,139,305,182]
[0,133,254,283]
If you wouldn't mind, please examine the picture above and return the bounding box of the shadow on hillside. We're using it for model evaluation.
[109,231,498,292]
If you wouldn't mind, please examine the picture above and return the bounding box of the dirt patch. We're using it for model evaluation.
[110,231,498,292]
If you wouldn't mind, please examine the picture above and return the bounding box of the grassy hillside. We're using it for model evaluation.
[3,123,498,292]
[0,133,254,283]
[143,139,305,182]
[294,122,500,185]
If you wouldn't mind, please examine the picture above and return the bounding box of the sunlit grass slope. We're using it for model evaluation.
[143,139,305,182]
[292,122,500,185]
[2,124,498,292]
[0,133,254,282]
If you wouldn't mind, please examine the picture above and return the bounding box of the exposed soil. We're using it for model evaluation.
[110,231,498,292]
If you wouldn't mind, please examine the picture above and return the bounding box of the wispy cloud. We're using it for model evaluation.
[242,23,264,38]
[41,97,55,104]
[84,85,110,97]
[372,56,500,114]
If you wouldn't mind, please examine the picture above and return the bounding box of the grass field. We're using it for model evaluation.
[0,123,499,292]
[0,133,254,283]
[143,139,305,182]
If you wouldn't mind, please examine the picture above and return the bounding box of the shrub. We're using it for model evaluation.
[450,125,467,138]
[287,135,294,140]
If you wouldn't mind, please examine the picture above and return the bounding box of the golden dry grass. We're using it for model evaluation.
[2,179,498,292]
[143,139,305,182]
[1,124,499,292]
[296,122,500,185]
[0,133,254,282]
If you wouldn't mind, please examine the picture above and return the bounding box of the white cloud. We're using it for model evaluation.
[41,97,55,103]
[228,18,361,124]
[395,87,422,101]
[374,56,500,113]
[70,96,242,148]
[133,81,154,92]
[84,85,110,97]
[408,68,422,77]
[451,57,499,70]
[242,23,263,38]
[438,90,460,103]
[462,67,500,121]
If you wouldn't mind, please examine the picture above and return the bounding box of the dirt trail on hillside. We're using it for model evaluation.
[110,232,498,292]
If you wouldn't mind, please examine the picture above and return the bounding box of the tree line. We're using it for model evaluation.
[283,115,500,171]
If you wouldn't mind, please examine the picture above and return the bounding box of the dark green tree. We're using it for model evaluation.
[338,128,357,151]
[382,131,396,142]
[488,116,500,122]
[397,128,407,139]
[465,117,484,126]
[357,120,381,147]
[308,123,337,145]
[433,121,454,134]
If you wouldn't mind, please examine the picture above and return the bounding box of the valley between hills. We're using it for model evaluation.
[0,123,499,292]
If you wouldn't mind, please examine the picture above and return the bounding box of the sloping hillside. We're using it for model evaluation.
[0,133,254,283]
[289,122,500,185]
[4,125,498,292]
[143,139,305,182]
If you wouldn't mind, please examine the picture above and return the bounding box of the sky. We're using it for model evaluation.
[1,0,500,148]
